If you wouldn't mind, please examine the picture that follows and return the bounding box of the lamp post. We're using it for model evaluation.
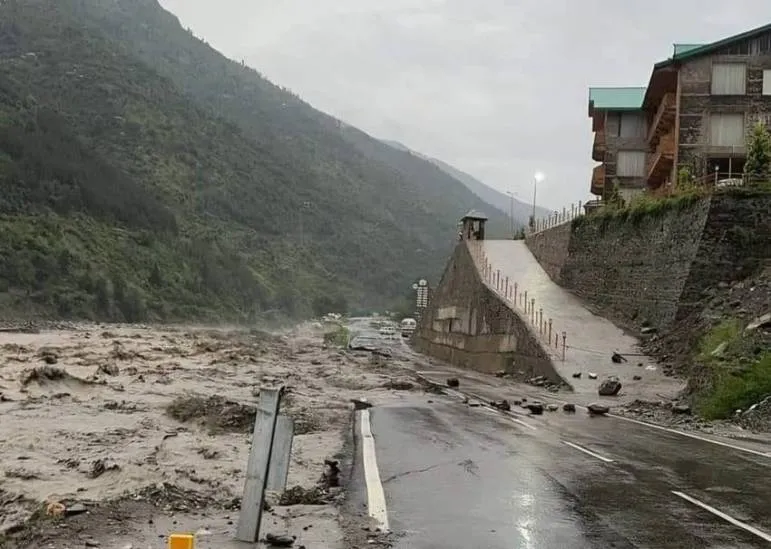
[506,191,514,236]
[531,172,545,224]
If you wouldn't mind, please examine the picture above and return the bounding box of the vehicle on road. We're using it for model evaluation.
[400,317,417,338]
[379,325,397,339]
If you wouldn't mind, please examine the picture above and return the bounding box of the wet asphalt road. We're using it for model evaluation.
[346,320,771,548]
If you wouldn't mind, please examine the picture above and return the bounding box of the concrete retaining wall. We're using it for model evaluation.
[413,241,562,383]
[524,191,771,333]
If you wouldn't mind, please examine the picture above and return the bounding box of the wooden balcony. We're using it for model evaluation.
[590,164,605,196]
[592,130,606,162]
[647,92,676,147]
[646,132,675,186]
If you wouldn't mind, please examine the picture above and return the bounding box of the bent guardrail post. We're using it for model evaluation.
[237,386,284,543]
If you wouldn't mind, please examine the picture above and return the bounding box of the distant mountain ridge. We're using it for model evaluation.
[381,140,550,224]
[0,0,515,321]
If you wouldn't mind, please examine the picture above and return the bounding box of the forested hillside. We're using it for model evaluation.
[0,0,509,321]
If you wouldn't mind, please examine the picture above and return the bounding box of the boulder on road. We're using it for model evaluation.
[587,403,610,415]
[598,376,622,396]
[446,377,460,388]
[491,399,511,411]
[526,403,544,415]
[588,372,598,380]
[546,404,559,412]
[562,403,576,413]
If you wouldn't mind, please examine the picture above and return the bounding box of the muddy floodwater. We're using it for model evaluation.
[0,323,414,548]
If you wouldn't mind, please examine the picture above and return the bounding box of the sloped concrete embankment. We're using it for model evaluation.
[413,241,566,386]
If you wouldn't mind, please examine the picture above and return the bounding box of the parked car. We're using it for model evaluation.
[400,318,417,338]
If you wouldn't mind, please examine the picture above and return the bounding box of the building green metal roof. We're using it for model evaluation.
[655,23,771,69]
[672,43,704,56]
[588,87,646,115]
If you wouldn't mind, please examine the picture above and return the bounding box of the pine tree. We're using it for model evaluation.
[744,122,771,183]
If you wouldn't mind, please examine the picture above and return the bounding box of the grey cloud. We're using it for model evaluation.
[160,0,771,209]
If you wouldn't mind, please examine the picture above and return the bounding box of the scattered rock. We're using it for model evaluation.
[572,372,582,378]
[526,403,544,415]
[89,458,120,479]
[279,486,327,506]
[491,399,511,411]
[322,459,340,488]
[165,395,256,434]
[528,375,546,386]
[446,377,459,388]
[588,373,598,380]
[98,364,120,376]
[546,404,559,412]
[562,403,576,413]
[351,398,372,410]
[632,375,642,381]
[611,352,628,363]
[598,376,622,396]
[672,404,691,415]
[587,403,610,416]
[745,313,771,333]
[494,370,506,378]
[384,379,414,391]
[640,326,657,335]
[265,533,295,546]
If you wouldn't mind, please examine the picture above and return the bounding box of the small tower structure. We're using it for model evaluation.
[459,209,488,241]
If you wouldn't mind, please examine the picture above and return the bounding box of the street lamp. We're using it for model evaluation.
[505,191,515,236]
[531,172,545,223]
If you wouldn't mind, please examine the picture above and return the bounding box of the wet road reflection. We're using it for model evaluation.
[362,399,770,548]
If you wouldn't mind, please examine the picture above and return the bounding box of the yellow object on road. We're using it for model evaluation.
[168,533,194,549]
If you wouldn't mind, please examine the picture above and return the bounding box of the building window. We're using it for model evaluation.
[710,113,745,147]
[619,113,646,139]
[711,63,746,95]
[763,70,771,95]
[616,151,647,177]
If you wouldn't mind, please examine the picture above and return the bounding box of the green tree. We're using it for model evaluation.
[744,122,771,182]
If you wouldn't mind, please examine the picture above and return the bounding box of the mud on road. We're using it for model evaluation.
[0,323,416,548]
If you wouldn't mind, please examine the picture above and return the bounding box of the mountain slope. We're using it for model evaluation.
[381,140,551,222]
[0,0,509,321]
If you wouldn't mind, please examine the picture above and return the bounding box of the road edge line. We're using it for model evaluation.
[562,440,614,463]
[609,414,771,459]
[671,490,771,542]
[360,409,390,532]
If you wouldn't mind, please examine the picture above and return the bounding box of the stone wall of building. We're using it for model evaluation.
[677,45,771,177]
[524,191,771,333]
[413,241,563,383]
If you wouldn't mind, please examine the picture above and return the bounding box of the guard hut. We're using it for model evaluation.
[459,209,487,241]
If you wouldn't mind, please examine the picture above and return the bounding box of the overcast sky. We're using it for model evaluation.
[159,0,771,209]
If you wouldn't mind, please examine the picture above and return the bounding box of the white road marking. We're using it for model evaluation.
[360,410,390,532]
[609,414,771,459]
[562,441,614,463]
[671,491,771,542]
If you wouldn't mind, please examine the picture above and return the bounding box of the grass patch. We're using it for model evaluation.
[698,352,771,420]
[695,319,771,419]
[574,186,709,230]
[323,325,350,347]
[697,319,742,358]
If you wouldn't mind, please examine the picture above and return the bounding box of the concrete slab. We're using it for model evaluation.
[474,239,684,399]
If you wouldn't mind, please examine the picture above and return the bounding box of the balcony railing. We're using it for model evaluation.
[592,130,606,162]
[647,92,676,146]
[646,132,676,183]
[590,164,605,196]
